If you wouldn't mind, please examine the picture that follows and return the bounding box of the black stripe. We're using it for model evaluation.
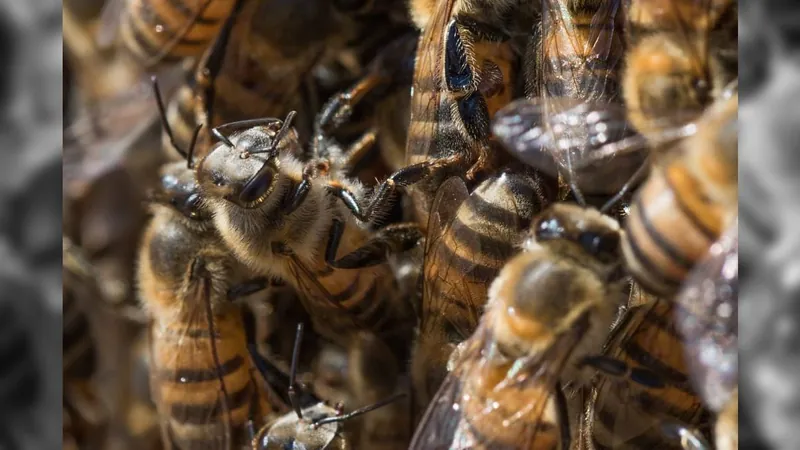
[351,279,379,317]
[449,216,513,261]
[620,340,691,391]
[160,355,244,383]
[633,195,694,270]
[505,173,550,216]
[623,225,681,295]
[633,388,700,422]
[329,274,363,305]
[126,13,186,63]
[170,379,253,424]
[642,304,682,340]
[662,170,717,240]
[165,0,224,25]
[436,239,499,283]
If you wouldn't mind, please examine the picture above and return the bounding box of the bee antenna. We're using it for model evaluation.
[599,158,650,214]
[212,127,235,148]
[151,75,188,160]
[186,124,203,169]
[249,111,297,157]
[311,393,407,428]
[288,323,304,420]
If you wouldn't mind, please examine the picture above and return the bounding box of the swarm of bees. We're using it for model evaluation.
[63,0,739,449]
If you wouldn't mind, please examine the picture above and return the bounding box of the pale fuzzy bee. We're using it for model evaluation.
[411,203,626,449]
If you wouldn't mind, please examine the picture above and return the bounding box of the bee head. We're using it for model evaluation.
[624,34,721,137]
[532,203,622,268]
[150,161,212,223]
[255,403,339,450]
[196,112,299,209]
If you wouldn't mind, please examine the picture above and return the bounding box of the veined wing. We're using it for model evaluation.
[412,318,589,449]
[404,0,457,166]
[63,65,185,199]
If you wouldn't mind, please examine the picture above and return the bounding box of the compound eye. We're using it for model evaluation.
[184,193,204,219]
[578,231,620,263]
[535,217,564,240]
[240,167,274,204]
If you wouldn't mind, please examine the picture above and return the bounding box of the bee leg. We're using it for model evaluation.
[341,129,379,175]
[328,156,457,223]
[577,355,666,389]
[324,219,422,269]
[315,73,387,136]
[227,277,284,301]
[555,381,572,450]
[660,420,713,450]
[241,307,294,408]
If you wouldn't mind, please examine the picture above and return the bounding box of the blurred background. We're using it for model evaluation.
[740,1,800,449]
[0,0,62,448]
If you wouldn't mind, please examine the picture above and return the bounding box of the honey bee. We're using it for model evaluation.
[402,0,533,229]
[138,98,282,450]
[622,0,738,141]
[581,297,712,449]
[98,0,239,68]
[492,0,647,204]
[192,0,411,153]
[411,168,557,416]
[411,202,626,449]
[195,112,420,358]
[252,324,408,450]
[671,220,738,450]
[63,237,108,433]
[622,92,737,296]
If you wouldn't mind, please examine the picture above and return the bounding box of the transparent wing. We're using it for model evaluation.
[413,316,589,449]
[539,0,624,103]
[421,176,473,339]
[63,66,185,199]
[96,0,126,48]
[403,0,456,165]
[675,219,738,412]
[149,275,236,450]
[590,298,708,447]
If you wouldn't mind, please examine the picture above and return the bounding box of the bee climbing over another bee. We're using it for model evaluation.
[411,203,627,450]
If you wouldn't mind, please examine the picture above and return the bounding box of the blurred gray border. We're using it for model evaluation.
[0,0,62,449]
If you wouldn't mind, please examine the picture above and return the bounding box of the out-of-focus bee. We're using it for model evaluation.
[252,325,408,450]
[411,168,557,416]
[195,112,420,358]
[97,0,238,69]
[622,0,738,142]
[188,0,412,157]
[138,99,283,450]
[62,238,109,442]
[411,203,626,449]
[493,0,645,204]
[622,92,737,296]
[669,221,738,450]
[581,297,711,449]
[402,0,534,229]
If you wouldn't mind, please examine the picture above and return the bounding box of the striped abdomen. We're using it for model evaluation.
[590,300,709,449]
[459,341,560,448]
[622,158,724,296]
[422,168,555,343]
[538,2,624,103]
[120,0,237,67]
[151,308,270,450]
[295,254,414,358]
[164,82,199,161]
